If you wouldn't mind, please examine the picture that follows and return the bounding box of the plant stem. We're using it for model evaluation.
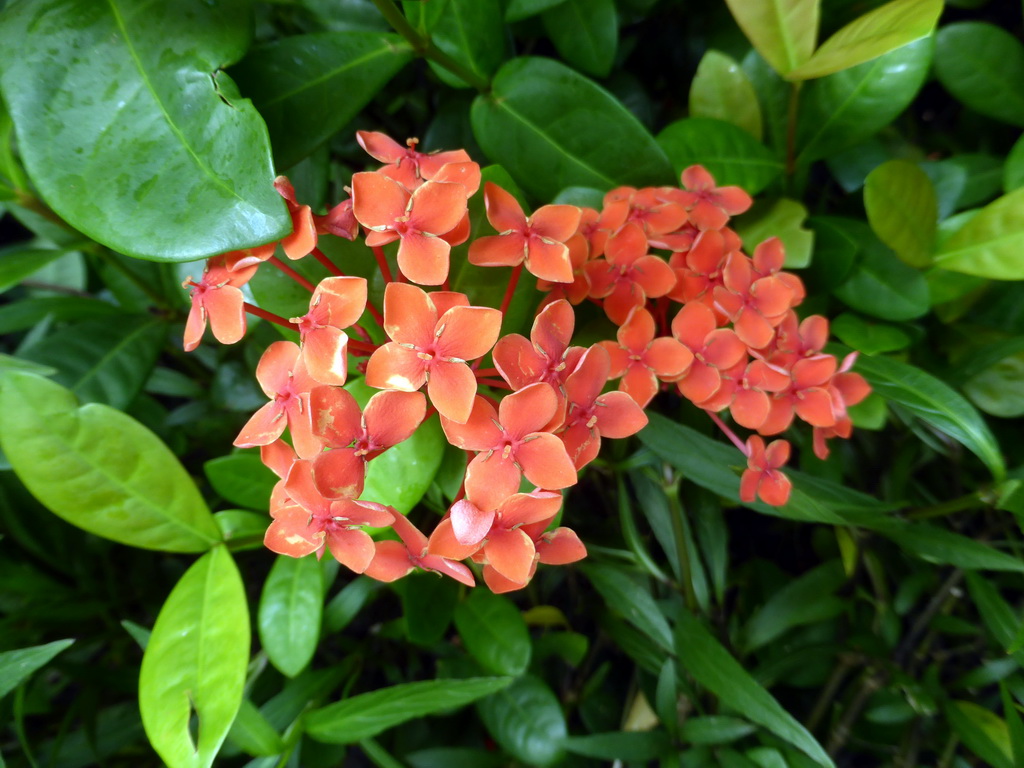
[784,81,803,178]
[311,246,345,277]
[244,302,294,330]
[372,245,394,284]
[269,255,316,292]
[499,263,523,318]
[708,411,748,454]
[665,478,698,611]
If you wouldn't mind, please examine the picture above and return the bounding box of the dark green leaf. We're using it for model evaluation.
[864,160,937,268]
[743,561,847,652]
[140,546,250,768]
[965,573,1024,663]
[402,571,459,646]
[0,246,70,294]
[305,677,513,744]
[935,23,1024,127]
[505,0,567,21]
[564,730,673,760]
[581,563,673,652]
[675,611,834,768]
[541,0,617,78]
[0,296,121,336]
[259,554,323,678]
[679,716,757,745]
[657,118,783,195]
[833,226,930,321]
[1005,134,1024,193]
[233,33,413,170]
[964,351,1024,418]
[804,217,859,290]
[1001,683,1024,768]
[875,521,1024,571]
[213,509,268,550]
[723,0,818,76]
[471,57,673,201]
[946,700,1013,768]
[477,675,568,767]
[830,314,911,355]
[0,372,221,551]
[690,50,763,140]
[454,590,531,676]
[0,0,290,261]
[0,639,75,701]
[428,0,504,89]
[324,576,381,633]
[934,188,1024,279]
[204,453,277,511]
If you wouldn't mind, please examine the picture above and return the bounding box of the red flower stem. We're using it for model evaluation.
[365,300,385,327]
[268,256,316,292]
[312,247,345,277]
[708,411,749,455]
[350,323,372,343]
[347,339,378,355]
[442,278,451,291]
[473,367,500,378]
[244,303,295,330]
[372,246,394,283]
[499,263,523,318]
[475,377,512,391]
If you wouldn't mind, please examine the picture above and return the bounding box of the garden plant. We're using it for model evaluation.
[2,0,1024,766]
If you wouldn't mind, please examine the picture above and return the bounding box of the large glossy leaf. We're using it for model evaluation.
[0,246,71,294]
[258,554,323,678]
[204,453,278,511]
[581,563,673,652]
[786,0,941,80]
[0,639,74,701]
[402,571,459,645]
[934,188,1024,279]
[233,32,413,170]
[657,118,783,195]
[675,611,834,767]
[0,0,289,261]
[797,37,932,164]
[690,51,763,140]
[723,0,818,76]
[0,372,221,551]
[305,677,513,743]
[140,546,250,768]
[541,0,617,78]
[477,675,568,767]
[872,521,1024,572]
[853,354,1005,480]
[864,160,937,268]
[471,57,673,201]
[428,0,504,89]
[454,591,531,676]
[833,224,930,321]
[934,23,1024,128]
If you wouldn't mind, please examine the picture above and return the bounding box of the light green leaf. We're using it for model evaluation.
[0,0,289,261]
[690,51,763,140]
[853,354,1005,480]
[0,372,221,551]
[471,57,673,201]
[864,160,937,268]
[723,0,819,76]
[935,187,1024,279]
[233,32,413,170]
[204,453,278,511]
[542,0,618,78]
[305,677,513,744]
[226,699,285,758]
[964,351,1024,418]
[258,555,323,678]
[734,198,813,267]
[657,118,783,195]
[934,23,1024,128]
[454,591,532,676]
[477,675,568,767]
[675,611,834,767]
[946,701,1013,768]
[787,0,941,80]
[140,546,250,768]
[0,639,75,701]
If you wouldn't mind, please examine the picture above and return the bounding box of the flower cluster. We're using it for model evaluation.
[182,132,869,592]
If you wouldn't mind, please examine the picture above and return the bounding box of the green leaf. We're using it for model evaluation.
[0,246,70,294]
[401,571,459,645]
[830,314,911,355]
[305,677,513,744]
[204,453,278,511]
[0,372,221,551]
[0,0,289,261]
[964,351,1024,418]
[966,573,1024,668]
[690,51,763,140]
[403,0,449,34]
[657,118,783,195]
[872,521,1024,572]
[743,561,847,652]
[214,509,269,550]
[853,354,1006,480]
[471,57,673,201]
[258,554,323,678]
[454,590,532,676]
[233,33,413,170]
[564,731,673,760]
[733,198,813,267]
[804,217,859,290]
[226,699,285,758]
[833,225,930,321]
[723,0,818,76]
[324,576,381,634]
[935,23,1024,128]
[786,0,941,80]
[946,700,1013,768]
[541,0,618,78]
[477,675,568,767]
[0,296,121,336]
[428,0,505,89]
[797,37,933,163]
[679,717,757,745]
[505,0,567,21]
[1001,684,1024,768]
[139,546,250,768]
[934,188,1024,279]
[0,639,74,701]
[20,317,165,410]
[675,611,834,767]
[1004,133,1024,193]
[581,563,673,652]
[864,160,937,268]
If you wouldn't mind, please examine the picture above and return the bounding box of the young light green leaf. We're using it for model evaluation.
[723,0,818,76]
[305,677,513,743]
[690,51,763,140]
[477,675,568,767]
[733,198,813,267]
[657,118,783,194]
[0,639,74,701]
[258,555,323,678]
[140,546,250,768]
[542,0,618,78]
[934,187,1024,279]
[204,454,278,512]
[471,57,673,201]
[935,23,1024,128]
[864,160,937,268]
[786,0,940,80]
[0,0,289,261]
[0,372,221,552]
[675,611,835,767]
[233,32,414,170]
[454,590,532,676]
[946,701,1013,768]
[853,354,1006,480]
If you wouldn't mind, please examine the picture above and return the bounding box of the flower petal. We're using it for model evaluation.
[499,382,558,438]
[365,343,428,392]
[427,360,478,423]
[351,171,408,229]
[485,528,536,585]
[517,432,578,490]
[397,232,450,286]
[450,498,496,546]
[326,528,376,573]
[437,305,503,361]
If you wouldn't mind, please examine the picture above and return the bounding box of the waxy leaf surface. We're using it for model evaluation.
[723,0,818,76]
[657,118,782,194]
[935,23,1024,128]
[934,188,1024,279]
[477,675,568,767]
[542,0,618,78]
[690,50,763,140]
[454,591,532,676]
[864,160,937,268]
[259,554,324,678]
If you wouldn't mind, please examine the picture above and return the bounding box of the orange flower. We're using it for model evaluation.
[677,165,752,231]
[713,252,795,350]
[273,176,317,260]
[356,131,472,190]
[290,276,367,386]
[182,255,257,351]
[739,436,792,507]
[364,510,475,586]
[584,222,677,325]
[601,307,693,408]
[671,301,748,404]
